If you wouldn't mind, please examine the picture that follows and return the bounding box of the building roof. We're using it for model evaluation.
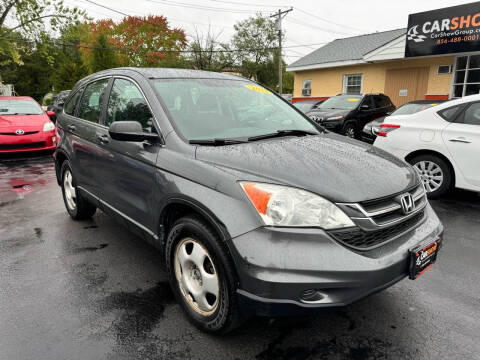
[287,28,406,71]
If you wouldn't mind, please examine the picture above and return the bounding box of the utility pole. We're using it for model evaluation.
[270,7,292,95]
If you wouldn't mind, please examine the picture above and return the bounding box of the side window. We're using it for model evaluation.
[463,102,480,126]
[77,79,109,123]
[106,78,154,132]
[438,105,462,122]
[361,96,373,109]
[64,89,82,116]
[372,96,383,109]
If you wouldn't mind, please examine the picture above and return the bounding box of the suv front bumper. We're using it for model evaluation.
[229,203,443,316]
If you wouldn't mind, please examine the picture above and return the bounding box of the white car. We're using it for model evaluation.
[374,94,480,198]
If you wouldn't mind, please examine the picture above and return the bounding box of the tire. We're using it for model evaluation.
[165,215,242,333]
[60,160,97,220]
[408,154,453,199]
[342,122,357,139]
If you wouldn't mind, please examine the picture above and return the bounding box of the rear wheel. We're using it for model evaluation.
[409,154,453,199]
[165,215,242,333]
[342,122,357,139]
[61,161,96,220]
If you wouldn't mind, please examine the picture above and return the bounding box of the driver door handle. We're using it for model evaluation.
[67,125,76,132]
[449,137,471,143]
[98,134,110,144]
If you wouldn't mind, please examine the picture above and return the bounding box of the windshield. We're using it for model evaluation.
[0,99,43,115]
[152,79,317,141]
[318,95,361,110]
[392,102,439,116]
[293,101,315,112]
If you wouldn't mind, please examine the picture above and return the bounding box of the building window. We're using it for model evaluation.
[452,55,480,99]
[343,74,363,94]
[437,65,452,74]
[302,80,312,96]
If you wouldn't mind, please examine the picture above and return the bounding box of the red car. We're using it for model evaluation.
[0,96,57,153]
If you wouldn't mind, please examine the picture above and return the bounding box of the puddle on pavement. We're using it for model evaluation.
[101,282,174,343]
[0,156,56,204]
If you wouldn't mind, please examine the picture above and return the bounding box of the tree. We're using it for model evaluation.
[91,32,119,72]
[188,27,233,72]
[84,16,187,68]
[231,13,278,81]
[0,0,87,65]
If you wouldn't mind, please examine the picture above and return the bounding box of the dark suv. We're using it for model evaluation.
[306,93,395,139]
[54,68,443,333]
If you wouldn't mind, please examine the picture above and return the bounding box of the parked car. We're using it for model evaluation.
[54,68,443,333]
[293,99,324,113]
[307,93,395,139]
[374,94,480,198]
[362,100,446,143]
[47,90,71,121]
[0,96,57,153]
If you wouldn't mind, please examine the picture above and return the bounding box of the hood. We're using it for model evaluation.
[0,114,49,131]
[306,108,351,119]
[195,134,418,203]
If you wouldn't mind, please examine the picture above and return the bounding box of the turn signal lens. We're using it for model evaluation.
[377,124,400,137]
[241,182,271,214]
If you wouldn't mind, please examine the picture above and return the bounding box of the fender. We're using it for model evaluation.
[157,194,231,247]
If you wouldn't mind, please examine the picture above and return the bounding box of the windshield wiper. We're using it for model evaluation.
[189,138,247,146]
[247,129,319,142]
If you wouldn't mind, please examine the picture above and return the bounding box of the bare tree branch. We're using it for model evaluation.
[0,0,19,28]
[8,14,69,31]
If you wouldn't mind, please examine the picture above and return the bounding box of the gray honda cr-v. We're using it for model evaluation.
[54,68,443,333]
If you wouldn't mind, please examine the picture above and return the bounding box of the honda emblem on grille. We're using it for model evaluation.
[400,193,415,215]
[15,129,25,135]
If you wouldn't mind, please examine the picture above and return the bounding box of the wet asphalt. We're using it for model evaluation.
[0,154,479,360]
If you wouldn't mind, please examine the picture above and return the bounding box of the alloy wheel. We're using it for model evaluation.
[413,160,444,193]
[174,237,220,316]
[345,127,356,138]
[63,170,77,211]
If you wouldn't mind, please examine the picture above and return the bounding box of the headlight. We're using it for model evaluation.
[43,122,55,132]
[240,182,355,229]
[326,116,343,121]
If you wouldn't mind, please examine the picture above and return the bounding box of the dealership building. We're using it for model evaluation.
[287,2,480,106]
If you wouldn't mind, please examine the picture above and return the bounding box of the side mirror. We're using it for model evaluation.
[46,110,56,123]
[108,121,160,142]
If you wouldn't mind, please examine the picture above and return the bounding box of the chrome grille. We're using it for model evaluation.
[328,211,425,251]
[333,184,427,250]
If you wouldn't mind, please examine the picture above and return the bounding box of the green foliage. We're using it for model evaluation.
[232,13,278,81]
[0,0,88,65]
[90,32,119,72]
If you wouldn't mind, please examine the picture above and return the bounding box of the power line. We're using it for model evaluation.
[145,0,269,14]
[0,35,325,53]
[294,8,366,33]
[285,17,353,36]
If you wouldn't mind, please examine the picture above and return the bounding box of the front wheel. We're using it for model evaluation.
[342,122,357,139]
[165,215,242,333]
[409,154,453,199]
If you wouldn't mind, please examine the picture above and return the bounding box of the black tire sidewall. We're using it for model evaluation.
[410,155,453,198]
[165,216,236,333]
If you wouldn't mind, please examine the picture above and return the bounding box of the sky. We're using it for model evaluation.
[62,0,476,65]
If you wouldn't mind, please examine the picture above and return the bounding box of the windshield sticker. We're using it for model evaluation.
[430,103,439,106]
[348,98,359,102]
[245,84,272,94]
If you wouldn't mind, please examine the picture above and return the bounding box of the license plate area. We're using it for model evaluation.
[409,238,441,280]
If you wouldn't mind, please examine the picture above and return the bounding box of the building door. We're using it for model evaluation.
[384,67,429,107]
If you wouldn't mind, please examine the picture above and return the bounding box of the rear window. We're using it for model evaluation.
[64,90,82,116]
[0,99,43,115]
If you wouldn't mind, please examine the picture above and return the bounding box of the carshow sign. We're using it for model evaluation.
[406,2,480,57]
